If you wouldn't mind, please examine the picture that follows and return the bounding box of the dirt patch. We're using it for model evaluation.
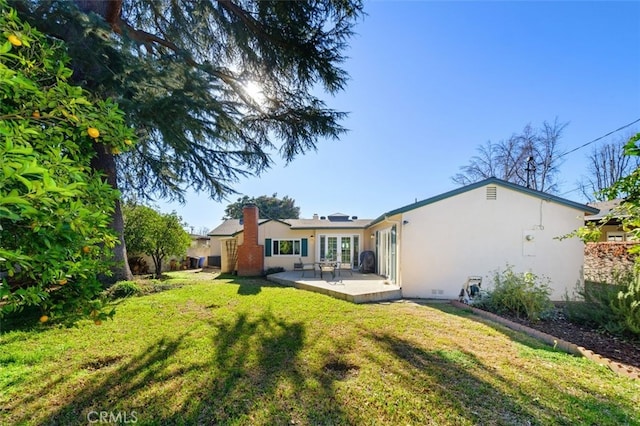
[82,355,124,371]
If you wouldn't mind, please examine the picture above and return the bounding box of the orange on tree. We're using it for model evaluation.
[87,127,100,138]
[82,246,91,254]
[8,34,21,46]
[39,315,49,323]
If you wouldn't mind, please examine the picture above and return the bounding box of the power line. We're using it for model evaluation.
[558,117,640,159]
[560,185,582,196]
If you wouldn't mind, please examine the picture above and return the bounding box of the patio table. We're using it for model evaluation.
[316,261,337,279]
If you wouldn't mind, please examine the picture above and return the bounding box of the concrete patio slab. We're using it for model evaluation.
[266,270,402,303]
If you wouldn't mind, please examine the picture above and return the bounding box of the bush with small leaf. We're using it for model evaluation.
[564,269,640,337]
[564,277,628,335]
[476,265,553,321]
[106,281,141,299]
[611,274,640,336]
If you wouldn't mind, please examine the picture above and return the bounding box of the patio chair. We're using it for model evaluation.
[336,261,353,277]
[293,258,316,277]
[318,261,336,280]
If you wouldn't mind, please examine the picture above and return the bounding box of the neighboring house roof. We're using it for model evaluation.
[369,177,600,227]
[585,199,625,221]
[208,216,371,236]
[189,234,210,240]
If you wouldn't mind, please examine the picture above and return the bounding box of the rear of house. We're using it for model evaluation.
[207,178,597,301]
[209,210,371,275]
[372,178,598,300]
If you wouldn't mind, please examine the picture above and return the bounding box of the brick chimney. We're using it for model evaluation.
[237,204,264,276]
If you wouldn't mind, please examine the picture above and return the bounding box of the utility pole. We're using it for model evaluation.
[525,156,536,189]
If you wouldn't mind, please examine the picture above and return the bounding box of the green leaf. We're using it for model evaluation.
[0,196,30,205]
[0,40,11,54]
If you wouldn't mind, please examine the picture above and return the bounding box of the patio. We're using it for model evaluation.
[266,270,402,303]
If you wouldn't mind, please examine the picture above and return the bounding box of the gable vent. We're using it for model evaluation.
[486,186,497,200]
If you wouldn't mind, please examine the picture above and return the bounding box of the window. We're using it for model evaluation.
[272,239,301,256]
[607,232,627,242]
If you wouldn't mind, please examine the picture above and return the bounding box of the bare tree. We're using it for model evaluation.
[579,132,640,201]
[453,119,567,193]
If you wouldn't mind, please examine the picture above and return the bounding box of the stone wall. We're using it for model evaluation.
[584,242,638,283]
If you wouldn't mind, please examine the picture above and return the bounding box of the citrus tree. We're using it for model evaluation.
[123,204,191,278]
[0,2,135,324]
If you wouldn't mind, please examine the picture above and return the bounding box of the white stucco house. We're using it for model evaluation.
[208,177,599,301]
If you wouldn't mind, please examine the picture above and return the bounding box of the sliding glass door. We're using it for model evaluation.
[377,226,397,283]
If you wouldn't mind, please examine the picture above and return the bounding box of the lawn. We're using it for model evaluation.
[1,272,639,425]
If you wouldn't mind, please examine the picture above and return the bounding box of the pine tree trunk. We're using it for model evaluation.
[91,143,133,283]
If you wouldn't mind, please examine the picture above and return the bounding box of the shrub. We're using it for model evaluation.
[107,281,141,299]
[564,269,640,337]
[265,267,285,275]
[477,266,553,321]
[564,279,627,335]
[612,274,640,336]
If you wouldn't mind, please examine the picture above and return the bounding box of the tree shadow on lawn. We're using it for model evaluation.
[0,305,45,336]
[366,331,638,425]
[428,302,569,354]
[421,303,638,423]
[162,309,353,425]
[215,273,288,296]
[366,331,546,424]
[20,310,350,425]
[21,333,190,425]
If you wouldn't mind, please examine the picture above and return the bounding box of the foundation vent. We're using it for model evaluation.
[486,186,497,200]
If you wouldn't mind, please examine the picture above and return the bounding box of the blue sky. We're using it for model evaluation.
[160,1,640,233]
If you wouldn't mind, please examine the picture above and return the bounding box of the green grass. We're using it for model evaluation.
[1,272,639,425]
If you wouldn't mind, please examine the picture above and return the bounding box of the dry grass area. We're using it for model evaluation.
[1,273,639,425]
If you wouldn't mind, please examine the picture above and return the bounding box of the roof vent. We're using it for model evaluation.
[351,216,358,220]
[313,214,319,220]
[320,216,326,220]
[486,186,497,200]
